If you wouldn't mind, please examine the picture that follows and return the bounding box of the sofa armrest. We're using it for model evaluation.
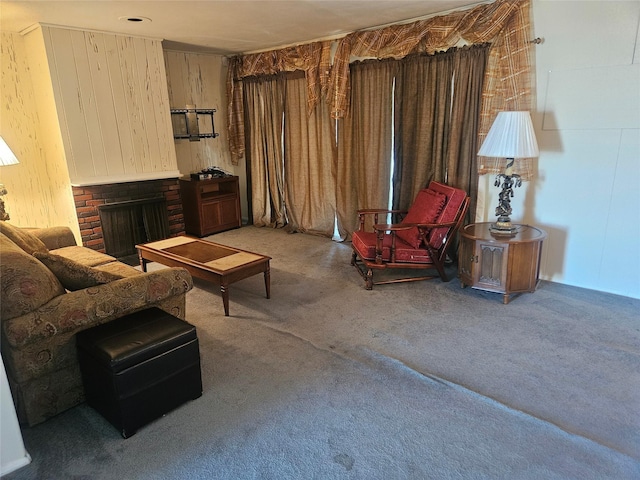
[29,226,78,250]
[3,268,193,349]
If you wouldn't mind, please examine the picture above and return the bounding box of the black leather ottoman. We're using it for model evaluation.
[76,308,202,438]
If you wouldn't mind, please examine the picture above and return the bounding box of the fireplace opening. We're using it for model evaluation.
[98,197,169,264]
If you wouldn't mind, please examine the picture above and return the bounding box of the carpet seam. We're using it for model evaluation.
[252,318,639,463]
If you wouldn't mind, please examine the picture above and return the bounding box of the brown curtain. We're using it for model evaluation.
[243,75,287,227]
[447,44,490,222]
[227,56,245,163]
[336,59,399,240]
[284,74,336,236]
[393,50,455,211]
[227,41,332,164]
[329,0,534,175]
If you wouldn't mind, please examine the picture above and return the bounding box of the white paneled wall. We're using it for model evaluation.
[479,1,640,299]
[542,64,639,130]
[40,25,179,186]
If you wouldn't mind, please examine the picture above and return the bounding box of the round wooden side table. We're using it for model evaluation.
[458,223,547,304]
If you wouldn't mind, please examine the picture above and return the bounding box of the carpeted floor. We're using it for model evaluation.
[4,226,639,479]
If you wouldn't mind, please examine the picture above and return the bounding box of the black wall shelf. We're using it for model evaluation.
[170,105,219,141]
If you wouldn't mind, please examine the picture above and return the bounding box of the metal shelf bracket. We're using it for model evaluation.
[170,104,219,141]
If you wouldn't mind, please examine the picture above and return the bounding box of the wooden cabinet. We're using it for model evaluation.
[459,223,546,304]
[179,176,241,237]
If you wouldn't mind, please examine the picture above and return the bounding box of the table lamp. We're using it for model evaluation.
[0,136,20,221]
[477,111,539,235]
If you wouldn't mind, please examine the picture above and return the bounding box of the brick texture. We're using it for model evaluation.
[72,179,185,253]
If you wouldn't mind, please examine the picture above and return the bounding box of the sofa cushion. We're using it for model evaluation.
[396,189,447,249]
[51,245,116,267]
[0,233,65,321]
[0,221,48,254]
[95,261,140,278]
[33,251,123,291]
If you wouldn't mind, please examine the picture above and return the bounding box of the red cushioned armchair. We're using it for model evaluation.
[351,181,469,290]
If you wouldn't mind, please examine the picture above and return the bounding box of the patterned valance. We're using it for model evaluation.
[227,0,534,177]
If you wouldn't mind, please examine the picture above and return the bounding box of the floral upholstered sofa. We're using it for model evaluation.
[0,221,193,426]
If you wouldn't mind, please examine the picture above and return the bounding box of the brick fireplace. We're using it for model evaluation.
[72,179,185,253]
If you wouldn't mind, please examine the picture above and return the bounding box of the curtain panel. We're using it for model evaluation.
[227,0,534,178]
[242,72,336,235]
[446,45,490,224]
[336,59,398,240]
[393,50,455,211]
[284,75,337,236]
[242,75,287,227]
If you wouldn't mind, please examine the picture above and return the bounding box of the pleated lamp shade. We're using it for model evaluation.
[0,137,19,166]
[478,111,539,159]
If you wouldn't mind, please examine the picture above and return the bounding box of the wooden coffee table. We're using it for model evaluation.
[137,236,271,316]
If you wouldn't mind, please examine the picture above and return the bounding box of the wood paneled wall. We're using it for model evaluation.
[40,25,179,186]
[0,31,79,235]
[164,50,247,221]
[164,50,232,174]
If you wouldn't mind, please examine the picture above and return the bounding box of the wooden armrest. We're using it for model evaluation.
[373,223,413,232]
[357,209,406,215]
[357,210,408,232]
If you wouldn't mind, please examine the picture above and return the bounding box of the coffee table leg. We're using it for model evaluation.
[264,264,271,299]
[138,252,148,272]
[221,284,230,316]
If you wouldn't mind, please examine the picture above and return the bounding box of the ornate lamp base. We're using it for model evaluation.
[0,184,9,221]
[491,158,522,237]
[489,218,517,236]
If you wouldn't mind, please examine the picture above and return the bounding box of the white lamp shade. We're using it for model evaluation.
[478,111,539,158]
[0,137,19,166]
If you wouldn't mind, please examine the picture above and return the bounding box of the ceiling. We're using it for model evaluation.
[1,1,483,54]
